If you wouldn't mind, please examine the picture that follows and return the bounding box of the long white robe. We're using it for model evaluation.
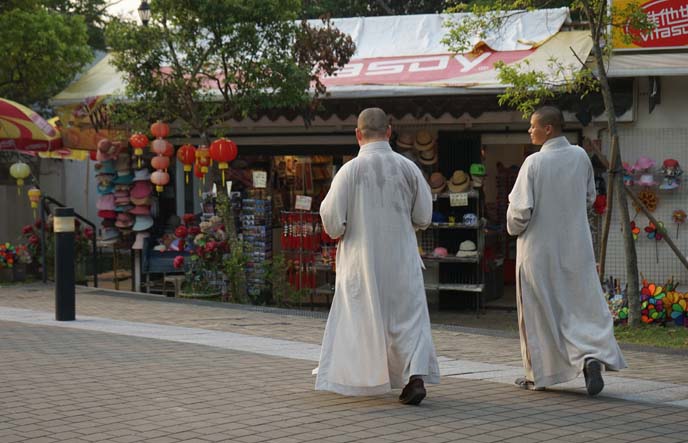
[315,140,440,396]
[507,136,627,388]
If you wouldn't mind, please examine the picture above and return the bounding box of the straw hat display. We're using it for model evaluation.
[414,130,435,152]
[447,170,471,193]
[396,132,414,150]
[428,172,446,194]
[418,148,438,165]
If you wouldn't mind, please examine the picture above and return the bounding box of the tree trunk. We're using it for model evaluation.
[588,26,641,326]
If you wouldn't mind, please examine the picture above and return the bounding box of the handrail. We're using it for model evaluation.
[40,196,98,288]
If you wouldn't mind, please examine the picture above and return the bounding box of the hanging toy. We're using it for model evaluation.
[630,221,640,240]
[645,221,666,264]
[635,190,658,213]
[622,162,635,187]
[673,209,686,239]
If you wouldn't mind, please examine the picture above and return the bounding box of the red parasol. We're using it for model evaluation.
[0,97,62,152]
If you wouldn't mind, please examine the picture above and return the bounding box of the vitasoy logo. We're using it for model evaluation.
[624,0,688,48]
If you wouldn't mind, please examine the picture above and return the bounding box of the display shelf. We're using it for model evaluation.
[435,190,479,199]
[425,283,484,292]
[422,254,481,263]
[430,221,483,229]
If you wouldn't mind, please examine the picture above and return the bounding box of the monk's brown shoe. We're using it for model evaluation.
[584,358,604,396]
[399,378,426,405]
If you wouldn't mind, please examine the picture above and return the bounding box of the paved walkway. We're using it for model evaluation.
[2,283,688,442]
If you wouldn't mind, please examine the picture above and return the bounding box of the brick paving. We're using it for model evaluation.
[2,283,688,442]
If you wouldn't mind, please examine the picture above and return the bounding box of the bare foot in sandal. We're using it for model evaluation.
[515,377,545,391]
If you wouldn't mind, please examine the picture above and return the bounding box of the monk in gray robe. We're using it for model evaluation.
[507,106,626,395]
[315,108,440,405]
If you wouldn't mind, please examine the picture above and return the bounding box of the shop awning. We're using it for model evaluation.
[0,98,62,152]
[606,51,688,77]
[53,8,592,104]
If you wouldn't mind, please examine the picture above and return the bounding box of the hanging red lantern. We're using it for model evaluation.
[151,170,170,193]
[129,133,149,156]
[177,144,196,184]
[193,161,205,179]
[163,140,174,157]
[209,138,238,182]
[196,145,211,174]
[151,155,170,170]
[150,120,170,139]
[150,138,167,156]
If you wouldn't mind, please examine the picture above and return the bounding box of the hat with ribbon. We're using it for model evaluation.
[132,232,150,250]
[447,170,471,193]
[97,210,117,220]
[396,132,414,150]
[130,195,152,206]
[133,168,151,181]
[428,172,446,194]
[414,130,435,152]
[132,215,154,232]
[456,240,477,258]
[418,148,438,165]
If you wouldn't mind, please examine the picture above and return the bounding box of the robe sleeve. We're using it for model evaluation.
[320,165,349,239]
[586,156,597,210]
[412,169,433,230]
[507,157,535,237]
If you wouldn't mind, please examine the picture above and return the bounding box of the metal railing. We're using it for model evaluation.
[40,196,98,288]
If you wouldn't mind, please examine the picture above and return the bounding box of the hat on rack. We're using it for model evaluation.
[99,227,120,242]
[432,247,448,258]
[115,212,134,229]
[133,168,151,181]
[130,195,152,206]
[115,205,133,213]
[132,215,154,232]
[418,148,438,165]
[447,170,471,193]
[96,194,116,211]
[456,240,477,258]
[428,172,446,194]
[95,160,116,174]
[97,210,117,220]
[132,232,150,250]
[113,173,134,185]
[432,211,447,223]
[462,213,478,226]
[396,132,414,150]
[96,150,117,162]
[634,156,655,172]
[129,205,151,216]
[115,153,131,172]
[131,180,152,199]
[470,163,486,188]
[414,130,435,152]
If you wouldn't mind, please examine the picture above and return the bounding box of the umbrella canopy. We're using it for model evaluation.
[0,98,62,152]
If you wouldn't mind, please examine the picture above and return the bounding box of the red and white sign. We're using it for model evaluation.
[321,50,533,86]
[615,0,688,49]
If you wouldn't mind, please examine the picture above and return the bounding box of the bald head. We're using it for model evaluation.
[357,108,390,143]
[532,106,564,133]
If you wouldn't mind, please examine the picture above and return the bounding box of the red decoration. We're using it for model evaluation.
[209,138,238,181]
[150,120,170,139]
[151,155,170,170]
[163,140,174,157]
[151,138,167,156]
[151,170,170,193]
[175,225,188,238]
[177,144,196,184]
[193,161,205,178]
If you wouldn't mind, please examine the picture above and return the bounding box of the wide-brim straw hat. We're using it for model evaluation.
[418,148,438,165]
[414,130,435,152]
[396,132,414,150]
[447,170,471,193]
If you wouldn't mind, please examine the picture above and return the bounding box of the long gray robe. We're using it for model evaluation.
[507,136,626,388]
[315,140,440,396]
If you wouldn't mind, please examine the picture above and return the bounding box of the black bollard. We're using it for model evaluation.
[54,207,75,321]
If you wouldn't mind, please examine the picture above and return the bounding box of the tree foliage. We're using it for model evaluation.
[0,5,93,106]
[105,0,356,137]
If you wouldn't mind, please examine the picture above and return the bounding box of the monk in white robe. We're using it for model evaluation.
[315,108,440,405]
[507,106,626,395]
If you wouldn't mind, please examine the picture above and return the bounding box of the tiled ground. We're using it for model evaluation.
[2,283,688,442]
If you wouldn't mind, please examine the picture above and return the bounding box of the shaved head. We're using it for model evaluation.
[357,108,389,139]
[532,106,564,132]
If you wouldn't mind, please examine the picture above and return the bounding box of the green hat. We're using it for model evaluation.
[470,163,486,176]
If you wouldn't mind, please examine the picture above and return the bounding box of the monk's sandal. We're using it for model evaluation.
[584,358,604,396]
[514,377,545,391]
[399,378,426,405]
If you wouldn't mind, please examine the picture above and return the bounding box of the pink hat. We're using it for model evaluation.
[432,247,448,258]
[129,205,151,216]
[131,180,152,199]
[115,213,134,228]
[96,194,116,210]
[97,210,117,219]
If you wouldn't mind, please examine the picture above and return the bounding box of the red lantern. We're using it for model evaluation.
[164,140,174,157]
[151,170,170,193]
[150,120,170,139]
[196,145,211,174]
[151,155,170,170]
[193,161,205,178]
[177,144,196,184]
[129,133,149,156]
[209,138,238,182]
[151,138,167,156]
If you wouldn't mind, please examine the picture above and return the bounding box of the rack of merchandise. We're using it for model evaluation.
[241,192,272,298]
[280,210,337,307]
[419,189,485,314]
